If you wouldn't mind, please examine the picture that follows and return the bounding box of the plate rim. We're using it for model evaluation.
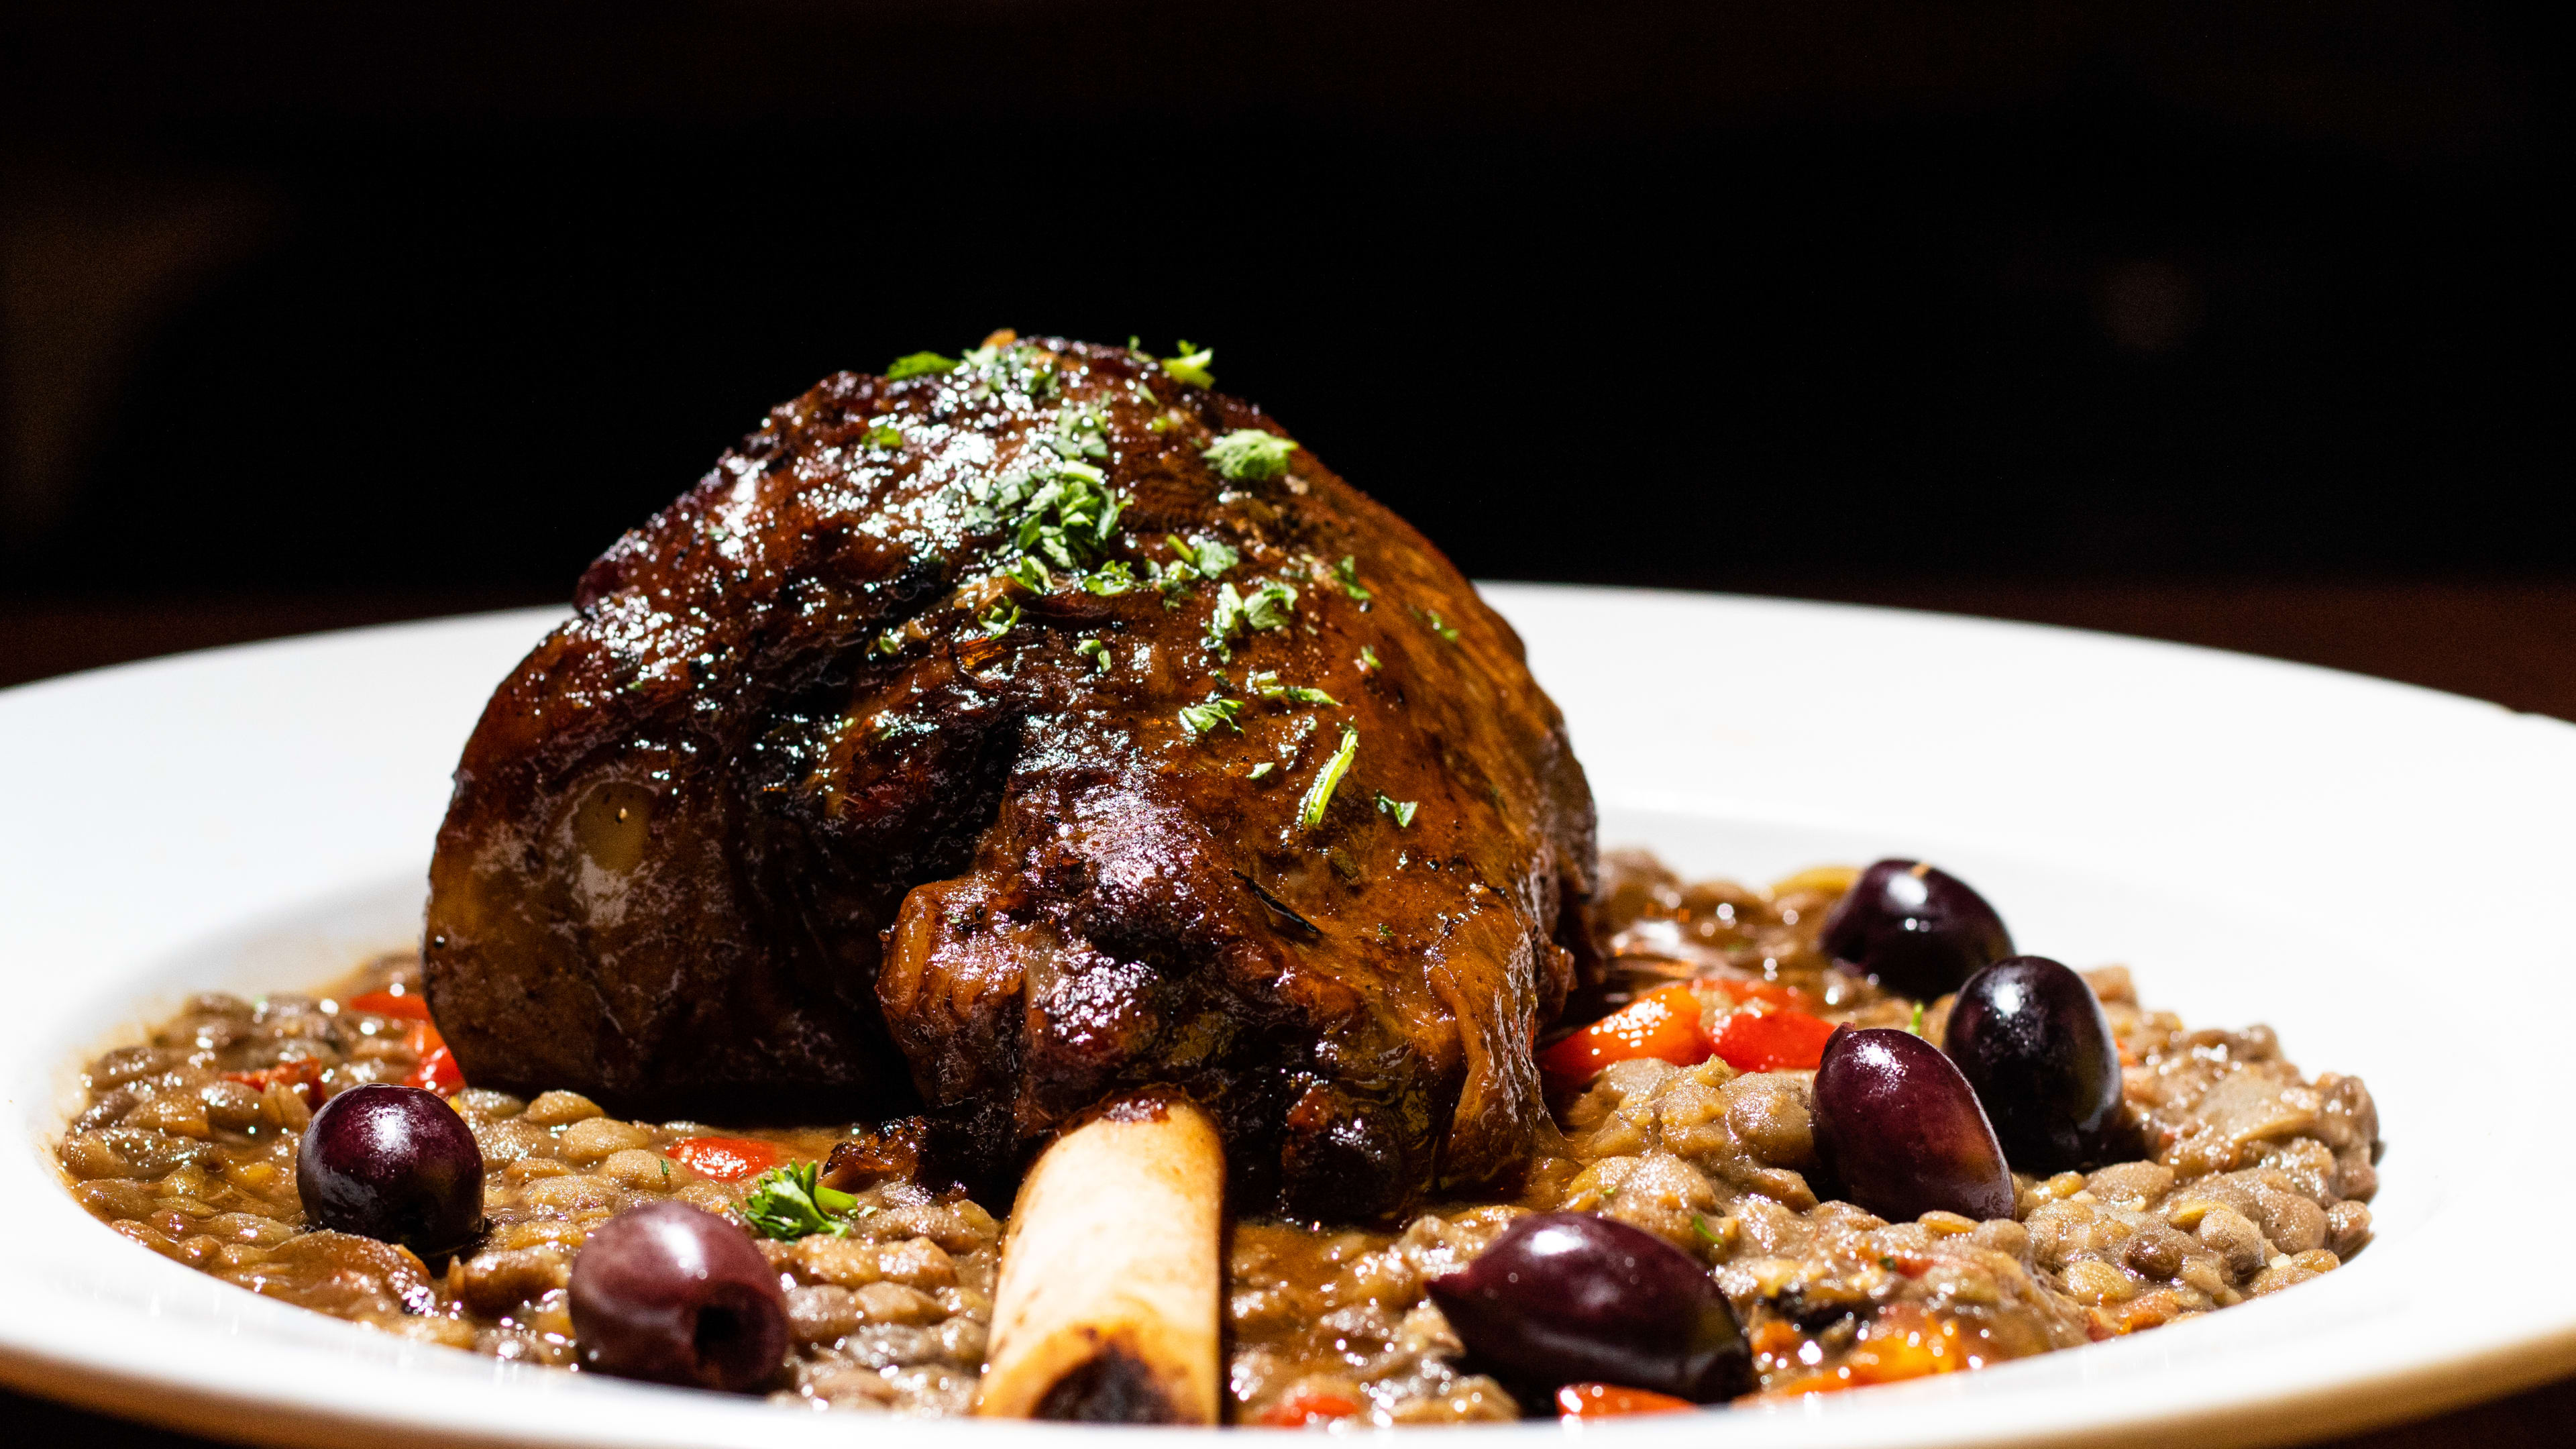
[3,587,2567,1448]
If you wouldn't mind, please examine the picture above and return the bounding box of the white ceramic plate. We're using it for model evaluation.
[3,586,2571,1449]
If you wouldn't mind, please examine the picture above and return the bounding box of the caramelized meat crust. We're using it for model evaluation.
[423,337,1597,1218]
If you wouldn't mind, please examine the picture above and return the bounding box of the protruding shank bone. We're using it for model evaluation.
[975,1092,1223,1423]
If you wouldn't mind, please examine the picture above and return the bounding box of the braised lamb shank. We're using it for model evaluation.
[424,335,1597,1222]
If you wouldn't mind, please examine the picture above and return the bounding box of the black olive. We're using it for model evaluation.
[1945,955,2125,1173]
[569,1201,789,1393]
[294,1083,484,1256]
[1425,1212,1748,1403]
[1812,1026,2016,1222]
[1817,859,2014,1000]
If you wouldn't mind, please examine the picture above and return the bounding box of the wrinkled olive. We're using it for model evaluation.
[1426,1212,1748,1403]
[1945,955,2125,1173]
[295,1083,484,1256]
[569,1201,789,1393]
[1817,859,2014,1000]
[1813,1026,2015,1222]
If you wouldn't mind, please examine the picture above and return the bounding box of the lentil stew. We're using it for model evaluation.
[55,854,2379,1424]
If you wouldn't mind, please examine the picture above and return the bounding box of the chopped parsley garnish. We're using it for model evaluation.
[1242,578,1297,631]
[1909,1002,1927,1037]
[741,1161,861,1240]
[871,629,906,656]
[1415,607,1461,643]
[1150,534,1238,604]
[1161,341,1216,388]
[885,352,959,381]
[1375,794,1417,828]
[1299,727,1359,830]
[1014,465,1124,572]
[963,413,1131,606]
[1081,560,1138,596]
[1246,670,1339,707]
[1336,555,1371,602]
[1076,639,1112,674]
[1169,533,1240,578]
[1202,429,1300,482]
[1178,698,1245,739]
[979,600,1020,637]
[1246,762,1275,781]
[1377,922,1395,942]
[1358,645,1381,673]
[1205,578,1296,659]
[1697,1215,1723,1244]
[1045,406,1110,461]
[865,420,905,449]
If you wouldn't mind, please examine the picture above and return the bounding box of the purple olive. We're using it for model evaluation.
[1425,1212,1748,1403]
[1945,956,2124,1174]
[1813,1026,2015,1222]
[1818,859,2013,1000]
[570,1201,788,1393]
[295,1083,484,1256]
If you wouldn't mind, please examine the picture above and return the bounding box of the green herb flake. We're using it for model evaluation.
[1242,578,1297,631]
[1298,727,1359,830]
[1246,670,1339,708]
[1697,1215,1723,1244]
[1358,645,1381,673]
[1177,698,1245,740]
[1202,429,1301,482]
[1909,1002,1927,1037]
[1082,560,1138,596]
[1415,607,1461,643]
[1075,639,1113,674]
[1246,762,1275,781]
[980,600,1020,637]
[1002,555,1053,593]
[1205,582,1246,656]
[741,1161,860,1240]
[1169,533,1240,578]
[885,352,959,381]
[1335,555,1372,602]
[1375,794,1417,828]
[863,420,905,449]
[1377,922,1395,943]
[1161,340,1216,388]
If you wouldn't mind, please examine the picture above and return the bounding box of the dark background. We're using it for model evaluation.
[2,1,2562,614]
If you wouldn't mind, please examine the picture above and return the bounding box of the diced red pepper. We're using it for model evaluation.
[402,1022,466,1093]
[1538,983,1711,1083]
[1260,1388,1362,1426]
[1554,1383,1695,1417]
[223,1057,322,1107]
[1709,1006,1837,1073]
[669,1135,787,1182]
[347,987,433,1020]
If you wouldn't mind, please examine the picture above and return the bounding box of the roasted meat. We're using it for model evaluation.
[423,335,1597,1219]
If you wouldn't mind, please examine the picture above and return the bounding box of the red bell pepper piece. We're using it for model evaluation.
[1709,1006,1837,1072]
[1554,1383,1695,1417]
[1538,982,1711,1083]
[347,987,433,1020]
[1260,1388,1362,1426]
[222,1057,322,1107]
[401,1021,465,1093]
[668,1136,788,1182]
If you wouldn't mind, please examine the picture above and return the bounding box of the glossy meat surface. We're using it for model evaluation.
[423,337,1597,1218]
